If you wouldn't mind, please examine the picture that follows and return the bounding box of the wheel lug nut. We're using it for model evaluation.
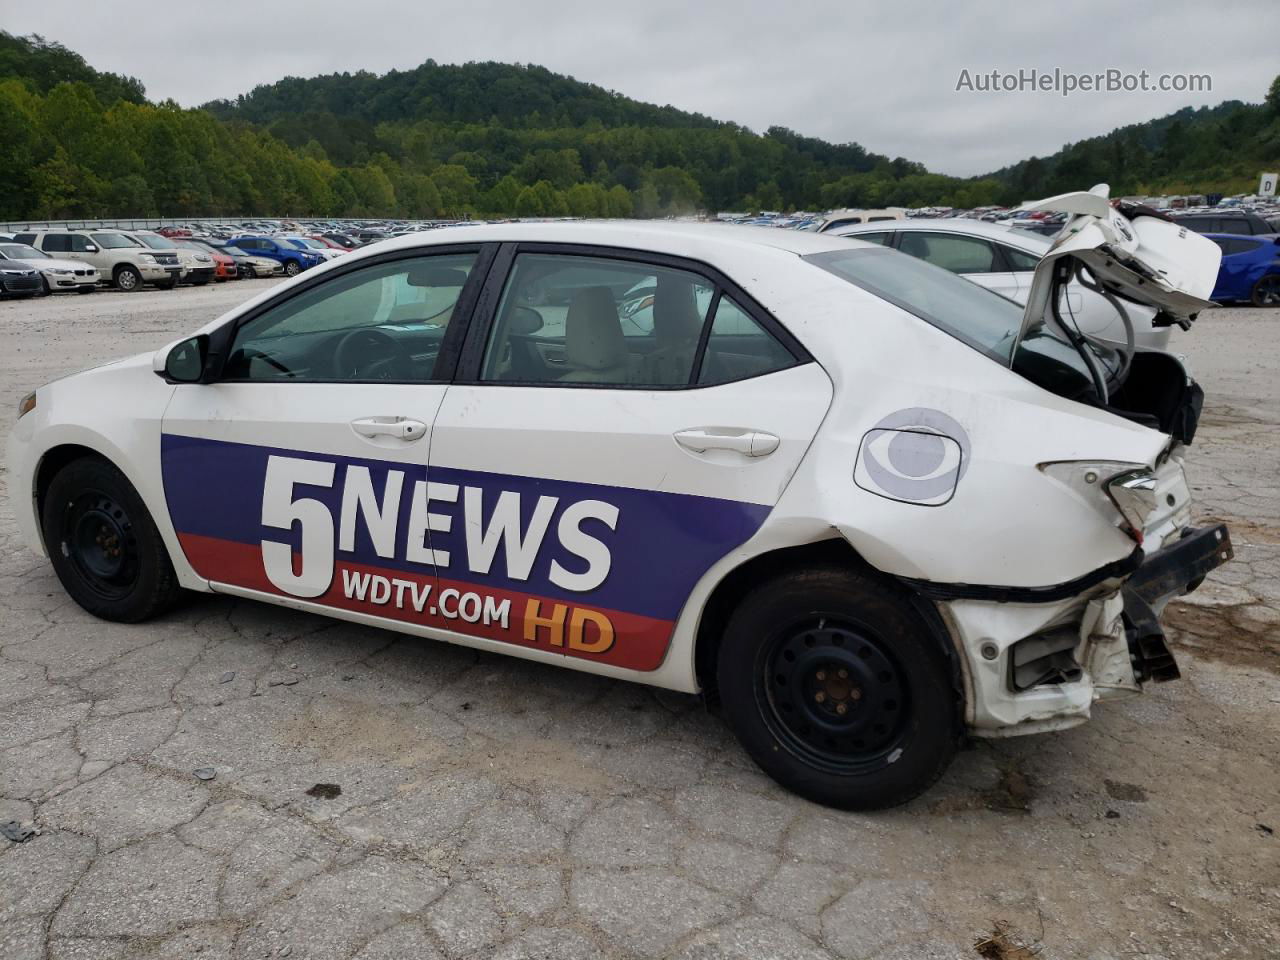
[836,703,848,715]
[814,691,826,703]
[850,688,862,701]
[816,670,826,681]
[837,668,848,680]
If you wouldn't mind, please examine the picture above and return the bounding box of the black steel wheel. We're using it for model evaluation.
[758,619,911,775]
[41,457,182,621]
[718,565,959,809]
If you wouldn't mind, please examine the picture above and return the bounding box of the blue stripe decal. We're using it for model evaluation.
[161,433,771,621]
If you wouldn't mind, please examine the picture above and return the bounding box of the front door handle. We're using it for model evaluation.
[675,428,780,458]
[351,416,427,441]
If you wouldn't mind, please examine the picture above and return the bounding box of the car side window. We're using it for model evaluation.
[479,254,714,387]
[68,235,94,252]
[697,296,798,385]
[223,253,477,383]
[1223,238,1260,255]
[852,233,892,246]
[999,245,1040,272]
[898,232,998,274]
[43,234,71,253]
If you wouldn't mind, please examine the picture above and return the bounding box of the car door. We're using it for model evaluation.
[1213,237,1263,299]
[895,231,1021,299]
[425,245,833,673]
[160,244,493,621]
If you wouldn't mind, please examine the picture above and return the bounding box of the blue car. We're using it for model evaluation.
[226,236,325,277]
[1206,233,1280,306]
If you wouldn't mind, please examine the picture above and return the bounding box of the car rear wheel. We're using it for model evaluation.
[717,565,959,809]
[283,260,301,277]
[1251,275,1280,307]
[41,457,183,622]
[113,265,142,292]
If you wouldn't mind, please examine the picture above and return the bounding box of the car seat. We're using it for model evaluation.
[559,287,630,383]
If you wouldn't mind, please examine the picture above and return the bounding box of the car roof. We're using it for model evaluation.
[829,217,1049,249]
[366,219,857,261]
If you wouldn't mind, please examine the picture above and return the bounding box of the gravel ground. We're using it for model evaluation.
[0,281,1276,960]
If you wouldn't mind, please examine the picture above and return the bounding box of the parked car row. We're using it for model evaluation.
[0,228,294,296]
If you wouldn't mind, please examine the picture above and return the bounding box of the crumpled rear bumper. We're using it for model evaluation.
[939,523,1233,737]
[1122,523,1234,683]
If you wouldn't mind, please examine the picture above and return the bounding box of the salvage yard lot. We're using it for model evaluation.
[1,282,1277,959]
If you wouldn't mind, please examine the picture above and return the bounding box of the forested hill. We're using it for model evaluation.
[1,30,1006,220]
[0,31,144,106]
[4,29,1278,222]
[205,61,732,133]
[987,80,1280,200]
[202,58,1004,214]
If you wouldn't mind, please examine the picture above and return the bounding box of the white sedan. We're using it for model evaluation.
[7,197,1231,808]
[0,241,99,294]
[830,215,1176,353]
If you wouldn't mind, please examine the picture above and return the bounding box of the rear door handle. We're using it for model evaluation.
[675,428,779,458]
[351,416,427,441]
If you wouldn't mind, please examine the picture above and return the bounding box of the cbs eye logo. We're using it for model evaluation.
[854,408,970,506]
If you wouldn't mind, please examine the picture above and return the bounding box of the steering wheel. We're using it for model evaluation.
[332,328,415,380]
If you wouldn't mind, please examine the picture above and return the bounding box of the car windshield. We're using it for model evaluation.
[137,234,177,249]
[804,246,1023,363]
[91,233,142,249]
[295,238,325,249]
[0,243,47,259]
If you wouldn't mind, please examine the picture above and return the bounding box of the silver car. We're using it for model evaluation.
[830,218,1168,352]
[0,242,99,294]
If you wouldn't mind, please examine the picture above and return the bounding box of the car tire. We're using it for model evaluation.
[717,565,959,810]
[114,265,143,292]
[283,260,301,277]
[41,457,183,623]
[1250,275,1280,307]
[40,277,52,296]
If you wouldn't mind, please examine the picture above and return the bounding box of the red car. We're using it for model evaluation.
[177,239,238,281]
[156,226,192,238]
[309,234,351,253]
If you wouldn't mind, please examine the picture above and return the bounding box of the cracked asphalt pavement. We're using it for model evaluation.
[1,282,1277,960]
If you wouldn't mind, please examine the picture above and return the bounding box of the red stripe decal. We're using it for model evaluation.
[178,533,673,671]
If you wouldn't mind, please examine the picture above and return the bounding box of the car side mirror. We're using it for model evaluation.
[159,335,209,383]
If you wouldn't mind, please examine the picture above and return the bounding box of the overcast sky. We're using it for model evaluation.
[2,0,1274,176]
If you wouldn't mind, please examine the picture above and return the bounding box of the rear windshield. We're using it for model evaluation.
[136,234,177,249]
[804,247,1023,364]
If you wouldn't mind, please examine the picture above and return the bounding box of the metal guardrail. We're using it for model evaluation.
[0,216,475,233]
[0,217,322,232]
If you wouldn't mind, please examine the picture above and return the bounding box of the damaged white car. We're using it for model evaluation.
[7,188,1232,808]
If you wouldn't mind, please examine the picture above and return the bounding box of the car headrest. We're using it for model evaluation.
[565,286,626,370]
[653,274,703,345]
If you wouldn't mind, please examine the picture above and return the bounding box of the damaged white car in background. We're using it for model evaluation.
[8,191,1232,809]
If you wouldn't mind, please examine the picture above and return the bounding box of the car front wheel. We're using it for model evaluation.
[41,457,183,622]
[283,260,301,277]
[1251,275,1280,307]
[114,265,142,292]
[717,565,960,810]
